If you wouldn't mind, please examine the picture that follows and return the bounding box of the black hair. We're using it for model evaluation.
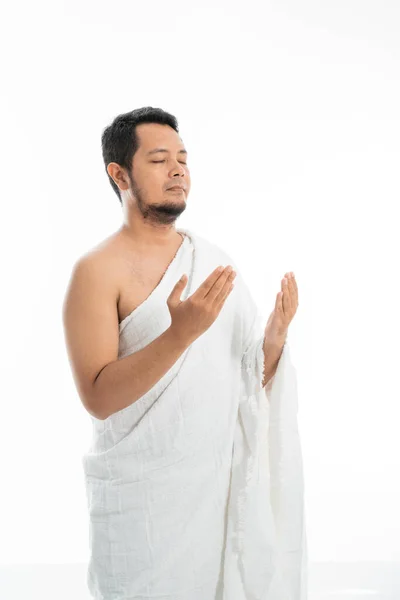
[101,106,179,205]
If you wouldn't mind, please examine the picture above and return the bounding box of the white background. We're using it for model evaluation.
[0,0,399,588]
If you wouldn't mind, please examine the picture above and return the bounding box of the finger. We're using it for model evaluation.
[289,276,298,308]
[168,274,187,305]
[206,268,235,303]
[282,277,292,315]
[286,272,298,305]
[215,276,235,309]
[196,266,231,299]
[210,270,236,304]
[275,290,283,313]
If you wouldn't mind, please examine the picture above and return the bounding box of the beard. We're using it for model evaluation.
[129,174,187,225]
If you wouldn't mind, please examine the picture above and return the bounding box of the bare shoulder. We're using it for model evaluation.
[61,233,124,418]
[66,232,124,294]
[80,229,124,264]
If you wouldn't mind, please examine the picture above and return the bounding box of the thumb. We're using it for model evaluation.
[168,274,187,303]
[178,273,187,286]
[276,290,283,312]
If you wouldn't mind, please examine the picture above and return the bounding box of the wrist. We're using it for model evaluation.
[166,325,192,350]
[264,329,287,350]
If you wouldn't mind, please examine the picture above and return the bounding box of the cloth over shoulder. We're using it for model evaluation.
[82,227,308,600]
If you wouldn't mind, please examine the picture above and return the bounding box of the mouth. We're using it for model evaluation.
[168,187,184,192]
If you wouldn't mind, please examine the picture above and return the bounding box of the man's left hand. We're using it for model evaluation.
[264,271,299,343]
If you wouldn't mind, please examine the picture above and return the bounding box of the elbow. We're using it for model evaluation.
[85,363,112,420]
[84,380,107,421]
[83,395,106,421]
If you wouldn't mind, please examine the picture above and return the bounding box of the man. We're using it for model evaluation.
[62,106,307,599]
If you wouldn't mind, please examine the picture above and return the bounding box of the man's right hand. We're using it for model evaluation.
[167,265,237,345]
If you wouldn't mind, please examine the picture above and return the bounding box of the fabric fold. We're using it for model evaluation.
[82,227,308,600]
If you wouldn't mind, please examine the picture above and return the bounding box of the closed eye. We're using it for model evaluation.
[152,160,187,164]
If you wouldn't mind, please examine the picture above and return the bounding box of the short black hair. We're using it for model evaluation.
[101,106,179,205]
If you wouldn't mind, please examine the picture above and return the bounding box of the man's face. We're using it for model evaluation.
[126,123,191,225]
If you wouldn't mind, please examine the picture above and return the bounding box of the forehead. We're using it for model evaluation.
[136,122,184,152]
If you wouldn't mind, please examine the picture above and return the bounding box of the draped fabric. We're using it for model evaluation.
[82,227,308,599]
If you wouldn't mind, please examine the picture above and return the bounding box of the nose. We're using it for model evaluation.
[173,163,186,176]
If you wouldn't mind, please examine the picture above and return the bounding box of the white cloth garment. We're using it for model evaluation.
[82,227,308,599]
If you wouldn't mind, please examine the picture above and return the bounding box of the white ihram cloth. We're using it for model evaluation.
[82,227,308,600]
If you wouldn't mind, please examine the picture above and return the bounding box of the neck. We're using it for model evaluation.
[117,223,184,251]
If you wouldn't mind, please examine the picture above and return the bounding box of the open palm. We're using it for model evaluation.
[264,272,298,342]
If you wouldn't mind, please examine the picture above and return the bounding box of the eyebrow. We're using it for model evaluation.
[147,148,188,156]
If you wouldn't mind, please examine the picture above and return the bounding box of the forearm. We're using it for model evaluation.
[90,327,190,420]
[262,334,287,388]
